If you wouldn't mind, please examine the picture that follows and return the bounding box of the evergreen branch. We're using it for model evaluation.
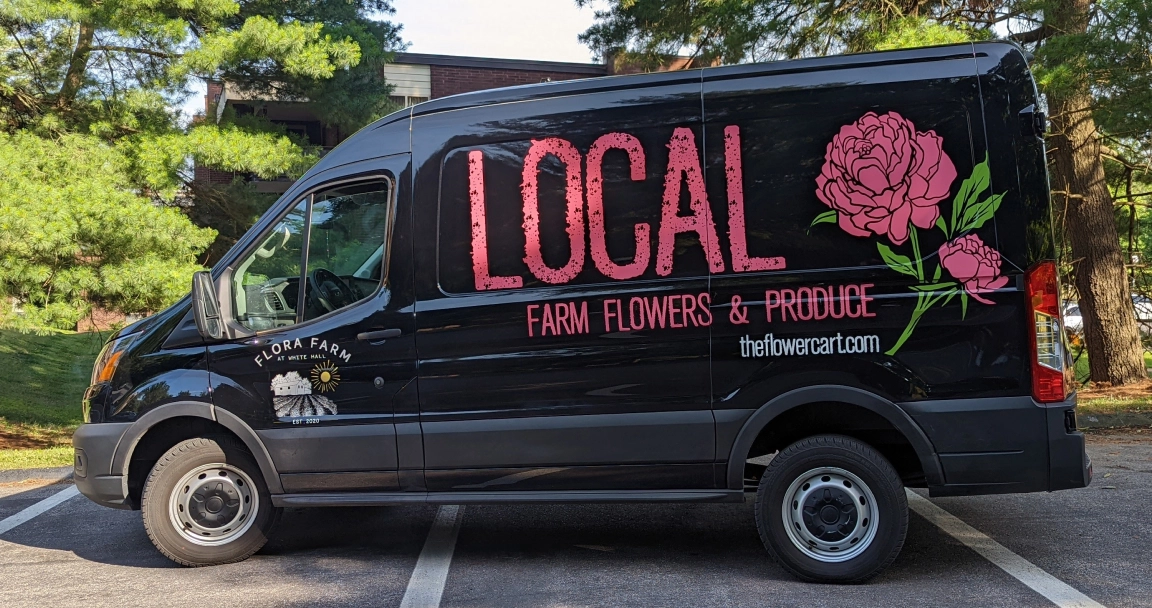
[1,22,49,96]
[90,46,180,59]
[1112,192,1152,202]
[946,7,1038,25]
[1100,145,1152,173]
[1009,25,1055,43]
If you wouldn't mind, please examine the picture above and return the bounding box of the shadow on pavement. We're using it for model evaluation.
[0,486,1067,608]
[1,486,438,571]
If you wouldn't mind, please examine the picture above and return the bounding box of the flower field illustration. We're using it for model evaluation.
[809,111,1006,355]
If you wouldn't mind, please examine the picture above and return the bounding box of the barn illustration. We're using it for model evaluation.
[271,371,337,417]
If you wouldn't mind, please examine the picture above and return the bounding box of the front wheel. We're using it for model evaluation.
[141,436,280,566]
[754,435,908,583]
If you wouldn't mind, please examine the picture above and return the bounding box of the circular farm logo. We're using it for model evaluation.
[263,337,352,418]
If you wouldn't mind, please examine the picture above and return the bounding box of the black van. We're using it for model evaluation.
[73,41,1089,583]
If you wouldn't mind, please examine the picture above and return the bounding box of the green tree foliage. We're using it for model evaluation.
[580,0,1152,385]
[0,0,404,330]
[0,132,215,330]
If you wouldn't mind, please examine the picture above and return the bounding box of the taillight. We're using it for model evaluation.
[1027,261,1068,402]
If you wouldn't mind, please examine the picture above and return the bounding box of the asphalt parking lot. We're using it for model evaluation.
[0,433,1148,608]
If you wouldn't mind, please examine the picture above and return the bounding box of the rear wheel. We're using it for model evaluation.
[141,436,280,566]
[754,434,908,583]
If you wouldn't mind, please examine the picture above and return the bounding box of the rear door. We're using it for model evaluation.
[411,75,719,492]
[701,48,1038,470]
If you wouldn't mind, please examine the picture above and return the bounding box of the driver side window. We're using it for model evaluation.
[230,180,392,332]
[301,182,392,323]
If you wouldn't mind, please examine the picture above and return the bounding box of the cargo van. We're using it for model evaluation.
[73,41,1090,582]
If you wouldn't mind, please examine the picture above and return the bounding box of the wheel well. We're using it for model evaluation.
[742,401,926,488]
[125,417,244,510]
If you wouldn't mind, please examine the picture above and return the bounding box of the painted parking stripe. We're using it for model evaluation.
[400,505,464,608]
[0,485,79,536]
[906,490,1105,608]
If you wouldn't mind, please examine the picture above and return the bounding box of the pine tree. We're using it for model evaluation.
[0,0,404,330]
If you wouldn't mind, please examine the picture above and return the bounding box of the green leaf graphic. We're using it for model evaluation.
[877,242,918,278]
[961,291,969,320]
[936,216,949,237]
[933,264,942,282]
[911,281,957,292]
[809,210,837,229]
[951,152,990,233]
[957,192,1004,234]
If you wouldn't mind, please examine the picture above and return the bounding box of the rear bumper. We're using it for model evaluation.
[900,396,1091,497]
[1047,404,1092,492]
[72,422,133,510]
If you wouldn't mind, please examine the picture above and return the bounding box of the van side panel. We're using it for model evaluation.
[704,47,1029,402]
[411,75,719,491]
[703,44,1048,490]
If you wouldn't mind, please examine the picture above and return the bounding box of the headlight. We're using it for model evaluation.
[91,332,140,385]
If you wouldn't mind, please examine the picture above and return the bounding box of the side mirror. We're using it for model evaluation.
[191,271,224,340]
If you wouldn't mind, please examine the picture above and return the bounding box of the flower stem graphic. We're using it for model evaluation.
[909,226,924,283]
[886,285,955,356]
[888,291,930,356]
[882,223,934,355]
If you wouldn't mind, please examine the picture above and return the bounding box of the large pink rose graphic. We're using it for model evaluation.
[816,111,957,245]
[939,234,1009,304]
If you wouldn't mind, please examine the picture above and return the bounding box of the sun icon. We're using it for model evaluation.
[310,361,341,393]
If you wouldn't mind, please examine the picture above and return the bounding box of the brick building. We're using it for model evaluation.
[197,53,616,192]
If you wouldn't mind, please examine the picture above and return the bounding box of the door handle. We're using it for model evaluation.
[357,328,402,342]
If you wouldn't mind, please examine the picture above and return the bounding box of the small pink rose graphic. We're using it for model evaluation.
[939,234,1009,304]
[815,111,957,245]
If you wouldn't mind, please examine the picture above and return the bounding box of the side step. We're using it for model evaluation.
[272,489,746,508]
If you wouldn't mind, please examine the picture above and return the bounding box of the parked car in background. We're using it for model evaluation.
[1064,296,1152,337]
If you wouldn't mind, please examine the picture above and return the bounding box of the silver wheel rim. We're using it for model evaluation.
[781,466,878,563]
[168,463,258,546]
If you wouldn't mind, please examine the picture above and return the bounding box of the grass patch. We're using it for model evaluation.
[1069,347,1152,386]
[0,329,104,450]
[1069,346,1152,414]
[0,446,73,470]
[1078,395,1152,414]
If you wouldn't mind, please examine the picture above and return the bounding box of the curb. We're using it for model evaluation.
[1078,411,1152,429]
[0,466,73,485]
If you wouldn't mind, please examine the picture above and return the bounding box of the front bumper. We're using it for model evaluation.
[72,422,133,510]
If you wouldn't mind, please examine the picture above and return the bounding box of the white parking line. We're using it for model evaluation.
[0,485,79,536]
[400,505,465,608]
[907,490,1105,608]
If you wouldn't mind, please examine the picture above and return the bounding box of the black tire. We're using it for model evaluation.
[754,434,908,583]
[141,436,280,566]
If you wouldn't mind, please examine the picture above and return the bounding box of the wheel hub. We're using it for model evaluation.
[169,464,258,547]
[781,467,878,563]
[189,482,241,527]
[803,487,858,542]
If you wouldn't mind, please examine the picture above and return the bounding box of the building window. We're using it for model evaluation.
[389,95,429,108]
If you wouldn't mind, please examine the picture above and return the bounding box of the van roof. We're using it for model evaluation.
[370,40,1021,129]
